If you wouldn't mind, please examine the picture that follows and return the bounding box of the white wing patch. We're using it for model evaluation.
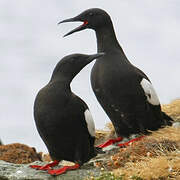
[140,78,160,105]
[84,109,95,137]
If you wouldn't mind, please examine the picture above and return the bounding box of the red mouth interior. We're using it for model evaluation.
[82,21,88,26]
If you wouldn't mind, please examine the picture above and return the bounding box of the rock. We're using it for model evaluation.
[172,122,180,128]
[0,145,120,180]
[0,160,102,180]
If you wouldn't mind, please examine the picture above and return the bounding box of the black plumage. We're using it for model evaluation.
[59,8,172,138]
[31,53,104,175]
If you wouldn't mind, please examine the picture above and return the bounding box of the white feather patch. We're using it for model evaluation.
[84,109,95,137]
[140,78,160,105]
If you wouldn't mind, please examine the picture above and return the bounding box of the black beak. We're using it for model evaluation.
[87,52,105,62]
[58,17,79,24]
[58,16,88,37]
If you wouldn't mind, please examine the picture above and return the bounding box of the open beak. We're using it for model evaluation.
[58,16,88,37]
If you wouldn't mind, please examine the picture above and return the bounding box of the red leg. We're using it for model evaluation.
[48,163,80,175]
[117,136,145,147]
[97,137,123,148]
[30,160,59,171]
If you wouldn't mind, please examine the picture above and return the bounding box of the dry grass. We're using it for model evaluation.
[114,154,180,180]
[0,143,41,164]
[95,122,116,146]
[162,99,180,122]
[94,99,180,179]
[112,127,180,179]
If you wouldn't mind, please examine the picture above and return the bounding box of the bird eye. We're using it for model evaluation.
[89,12,93,16]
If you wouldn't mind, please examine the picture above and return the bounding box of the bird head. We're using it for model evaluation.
[51,53,105,82]
[58,8,112,37]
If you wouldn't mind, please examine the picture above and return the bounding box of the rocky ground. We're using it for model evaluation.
[0,99,180,180]
[0,160,102,180]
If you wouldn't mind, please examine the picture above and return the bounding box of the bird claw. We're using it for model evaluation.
[117,136,145,147]
[97,136,145,148]
[30,165,43,170]
[48,167,67,175]
[97,137,123,148]
[29,160,59,171]
[29,164,52,170]
[48,164,80,176]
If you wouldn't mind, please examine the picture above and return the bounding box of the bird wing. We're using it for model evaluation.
[84,109,95,137]
[71,93,95,137]
[134,66,160,106]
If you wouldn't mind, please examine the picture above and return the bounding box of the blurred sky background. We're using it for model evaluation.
[1,0,180,152]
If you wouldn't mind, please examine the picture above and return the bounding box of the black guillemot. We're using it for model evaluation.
[59,8,172,147]
[30,53,104,175]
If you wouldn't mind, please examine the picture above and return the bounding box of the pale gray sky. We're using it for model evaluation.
[0,0,180,152]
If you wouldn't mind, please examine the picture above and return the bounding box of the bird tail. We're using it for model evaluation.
[162,111,173,126]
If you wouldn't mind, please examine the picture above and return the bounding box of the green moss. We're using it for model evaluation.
[88,172,144,180]
[93,172,124,180]
[130,175,144,180]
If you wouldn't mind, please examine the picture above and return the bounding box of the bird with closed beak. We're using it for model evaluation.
[30,53,104,175]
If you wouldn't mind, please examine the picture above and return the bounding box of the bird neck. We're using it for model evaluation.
[50,74,73,88]
[50,79,72,95]
[95,23,125,54]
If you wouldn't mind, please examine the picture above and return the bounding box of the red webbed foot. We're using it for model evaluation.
[97,137,123,148]
[117,136,145,147]
[48,163,80,175]
[30,160,59,171]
